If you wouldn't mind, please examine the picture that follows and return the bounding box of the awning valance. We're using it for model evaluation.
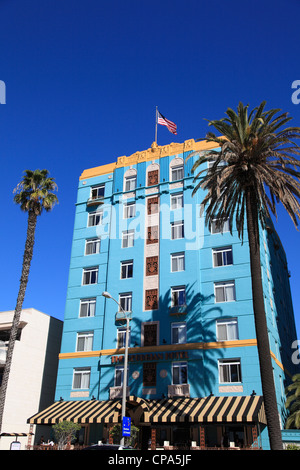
[147,395,266,424]
[27,399,121,425]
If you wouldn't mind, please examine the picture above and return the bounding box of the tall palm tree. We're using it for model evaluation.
[0,169,58,435]
[188,102,300,450]
[285,374,300,429]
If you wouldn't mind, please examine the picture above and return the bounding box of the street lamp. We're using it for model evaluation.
[102,291,130,446]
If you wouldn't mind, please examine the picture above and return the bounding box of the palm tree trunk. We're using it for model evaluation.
[246,190,283,450]
[0,210,37,435]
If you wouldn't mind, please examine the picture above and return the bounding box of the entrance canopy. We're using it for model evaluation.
[146,395,266,424]
[28,395,266,426]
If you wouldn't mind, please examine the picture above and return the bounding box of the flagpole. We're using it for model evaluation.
[155,106,158,144]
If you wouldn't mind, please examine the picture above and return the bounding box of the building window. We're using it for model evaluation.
[171,322,187,344]
[147,169,159,186]
[88,210,103,227]
[210,218,230,234]
[125,175,137,192]
[171,221,184,240]
[172,362,188,385]
[213,246,233,267]
[145,289,158,310]
[171,165,184,182]
[117,327,131,348]
[124,202,136,219]
[170,192,183,210]
[143,323,158,347]
[214,281,236,302]
[216,318,238,341]
[171,286,186,307]
[143,362,156,387]
[119,293,132,312]
[76,331,93,352]
[90,185,105,201]
[114,365,128,387]
[73,368,91,389]
[85,238,100,255]
[171,252,185,272]
[121,260,133,279]
[147,197,159,215]
[122,230,135,248]
[147,226,159,244]
[79,298,96,317]
[146,256,158,276]
[82,267,98,285]
[219,359,242,383]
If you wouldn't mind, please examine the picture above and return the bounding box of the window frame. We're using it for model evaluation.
[171,322,187,344]
[120,260,133,279]
[170,192,183,210]
[171,252,185,272]
[117,326,131,348]
[76,331,94,352]
[124,175,137,192]
[123,202,136,219]
[216,318,239,341]
[171,165,184,182]
[85,237,101,255]
[88,210,103,227]
[72,368,91,390]
[171,286,186,307]
[90,184,105,201]
[79,298,96,318]
[172,361,188,385]
[212,246,233,267]
[122,230,135,248]
[82,267,98,285]
[119,292,132,313]
[214,280,236,303]
[218,358,242,384]
[171,221,184,240]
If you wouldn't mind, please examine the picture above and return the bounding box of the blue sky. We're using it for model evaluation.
[1,0,300,337]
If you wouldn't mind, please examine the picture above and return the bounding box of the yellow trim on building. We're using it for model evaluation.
[79,138,219,180]
[59,339,258,360]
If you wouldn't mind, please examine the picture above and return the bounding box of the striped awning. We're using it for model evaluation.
[0,432,34,437]
[27,400,121,425]
[147,395,266,424]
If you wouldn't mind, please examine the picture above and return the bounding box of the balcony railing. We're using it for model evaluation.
[87,196,104,207]
[115,311,132,323]
[109,386,130,400]
[168,384,190,398]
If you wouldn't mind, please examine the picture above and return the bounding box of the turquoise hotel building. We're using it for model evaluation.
[29,139,299,449]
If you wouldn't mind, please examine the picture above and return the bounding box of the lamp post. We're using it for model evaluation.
[102,291,130,446]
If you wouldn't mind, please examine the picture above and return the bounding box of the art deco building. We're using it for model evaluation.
[28,139,299,450]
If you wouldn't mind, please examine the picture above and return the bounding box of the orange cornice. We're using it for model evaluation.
[79,138,219,180]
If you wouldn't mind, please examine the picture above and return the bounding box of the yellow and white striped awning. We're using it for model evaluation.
[27,399,121,425]
[147,395,266,424]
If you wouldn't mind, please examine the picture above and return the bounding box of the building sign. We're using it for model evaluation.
[111,350,188,364]
[122,417,131,437]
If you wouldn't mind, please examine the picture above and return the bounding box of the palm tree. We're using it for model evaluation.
[188,102,300,450]
[0,169,58,435]
[285,374,300,429]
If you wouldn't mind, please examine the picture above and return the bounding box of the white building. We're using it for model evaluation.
[0,308,62,450]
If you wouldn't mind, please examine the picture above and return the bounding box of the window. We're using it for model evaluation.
[88,211,103,227]
[143,323,158,347]
[143,363,156,387]
[121,260,133,279]
[76,331,93,351]
[79,298,96,317]
[171,322,187,344]
[171,286,186,307]
[73,368,90,389]
[90,185,105,201]
[147,169,159,186]
[114,365,128,387]
[213,246,233,267]
[210,218,230,234]
[214,281,236,302]
[216,318,238,341]
[170,192,183,210]
[117,327,131,348]
[125,175,137,192]
[119,293,132,312]
[122,230,135,248]
[172,362,188,385]
[124,202,136,219]
[219,359,242,383]
[82,267,98,285]
[171,165,184,181]
[85,238,100,255]
[171,221,184,240]
[171,252,185,272]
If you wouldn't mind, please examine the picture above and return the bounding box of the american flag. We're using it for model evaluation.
[157,111,177,135]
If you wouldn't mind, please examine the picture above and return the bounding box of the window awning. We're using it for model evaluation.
[27,400,121,425]
[147,395,266,424]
